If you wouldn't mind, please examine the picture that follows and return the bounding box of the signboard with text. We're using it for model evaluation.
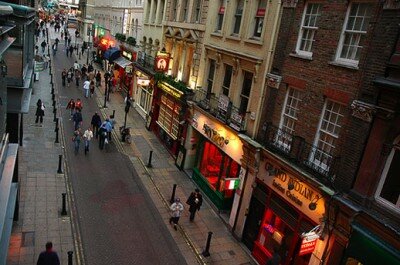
[154,52,170,72]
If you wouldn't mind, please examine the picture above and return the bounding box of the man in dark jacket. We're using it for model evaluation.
[186,188,203,221]
[73,109,83,130]
[36,242,60,265]
[91,112,102,139]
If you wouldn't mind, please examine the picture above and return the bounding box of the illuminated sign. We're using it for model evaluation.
[154,52,170,72]
[122,51,132,60]
[137,78,150,86]
[158,82,184,99]
[100,38,115,47]
[299,227,321,256]
[202,123,229,147]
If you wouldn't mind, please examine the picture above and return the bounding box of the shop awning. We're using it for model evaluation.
[114,56,132,68]
[103,47,120,62]
[344,222,400,265]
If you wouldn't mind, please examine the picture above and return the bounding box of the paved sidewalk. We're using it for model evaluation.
[7,28,76,264]
[68,29,255,264]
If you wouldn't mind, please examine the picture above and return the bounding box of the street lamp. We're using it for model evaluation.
[87,28,91,65]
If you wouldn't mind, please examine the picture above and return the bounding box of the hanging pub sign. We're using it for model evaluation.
[216,94,230,121]
[154,51,170,72]
[299,226,321,256]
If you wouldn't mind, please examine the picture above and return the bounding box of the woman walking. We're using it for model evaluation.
[35,99,45,125]
[72,129,82,155]
[66,99,75,120]
[89,80,95,97]
[169,198,184,231]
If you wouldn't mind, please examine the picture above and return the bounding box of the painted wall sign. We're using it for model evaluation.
[258,161,325,223]
[158,81,184,99]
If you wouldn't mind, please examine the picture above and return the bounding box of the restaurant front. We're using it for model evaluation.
[242,153,329,265]
[187,107,244,211]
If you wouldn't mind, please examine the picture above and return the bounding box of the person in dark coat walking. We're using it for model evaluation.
[72,109,83,130]
[91,112,102,139]
[36,241,60,265]
[68,45,74,57]
[186,188,203,221]
[35,99,45,124]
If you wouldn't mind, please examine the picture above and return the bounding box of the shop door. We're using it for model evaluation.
[242,185,267,250]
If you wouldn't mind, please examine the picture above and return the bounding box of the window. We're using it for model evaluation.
[296,3,321,57]
[253,0,267,38]
[192,0,202,23]
[181,0,189,21]
[277,88,302,151]
[159,0,165,23]
[171,0,177,20]
[207,59,216,95]
[233,0,244,35]
[222,64,233,96]
[336,3,371,66]
[152,1,158,23]
[239,71,253,114]
[158,95,181,138]
[376,139,400,210]
[216,0,226,32]
[311,100,344,173]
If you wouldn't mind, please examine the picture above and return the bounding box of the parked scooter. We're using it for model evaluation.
[119,126,131,144]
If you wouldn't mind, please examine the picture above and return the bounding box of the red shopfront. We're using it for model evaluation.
[243,158,328,265]
[151,81,189,157]
[114,47,137,96]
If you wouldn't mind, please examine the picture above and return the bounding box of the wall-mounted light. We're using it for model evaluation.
[309,195,321,211]
[0,59,7,77]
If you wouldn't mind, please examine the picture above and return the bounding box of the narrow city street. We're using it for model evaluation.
[52,32,187,265]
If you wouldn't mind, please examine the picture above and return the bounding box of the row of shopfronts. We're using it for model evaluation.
[91,34,399,265]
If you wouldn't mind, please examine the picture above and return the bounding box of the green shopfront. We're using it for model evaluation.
[190,107,244,211]
[341,222,400,265]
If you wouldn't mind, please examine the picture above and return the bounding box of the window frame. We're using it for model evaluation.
[375,139,400,212]
[239,71,253,115]
[310,100,344,173]
[215,0,226,32]
[207,59,216,94]
[232,0,244,35]
[295,3,321,58]
[335,3,371,67]
[252,0,267,38]
[222,64,233,97]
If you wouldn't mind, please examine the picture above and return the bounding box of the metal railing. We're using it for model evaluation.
[259,123,338,182]
[136,51,154,69]
[193,89,247,132]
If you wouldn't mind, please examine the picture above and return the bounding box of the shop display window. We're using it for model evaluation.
[258,209,294,264]
[158,95,180,138]
[199,141,240,198]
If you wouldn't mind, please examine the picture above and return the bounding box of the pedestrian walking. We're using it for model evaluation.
[74,60,80,71]
[61,30,64,39]
[72,109,83,130]
[67,68,73,87]
[169,198,184,231]
[91,112,102,139]
[52,43,57,56]
[66,98,75,119]
[36,242,60,265]
[89,80,95,97]
[83,127,93,155]
[42,28,46,38]
[75,69,81,87]
[95,71,102,87]
[75,98,83,112]
[88,70,95,82]
[98,121,109,150]
[55,37,59,48]
[40,40,47,53]
[88,63,94,73]
[72,128,82,155]
[64,34,68,46]
[68,36,72,46]
[83,79,90,98]
[68,45,74,57]
[35,99,45,125]
[108,115,116,141]
[61,69,67,86]
[186,188,203,221]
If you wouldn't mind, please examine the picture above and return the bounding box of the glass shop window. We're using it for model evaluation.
[199,141,240,198]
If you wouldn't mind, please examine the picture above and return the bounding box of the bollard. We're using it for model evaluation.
[53,108,57,122]
[112,110,115,117]
[79,51,81,60]
[57,154,63,174]
[147,150,153,168]
[55,118,59,131]
[170,184,177,204]
[67,250,73,265]
[50,73,53,84]
[103,88,108,108]
[61,193,67,215]
[55,128,59,143]
[52,93,55,101]
[202,232,213,257]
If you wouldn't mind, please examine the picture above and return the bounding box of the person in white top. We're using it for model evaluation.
[73,61,80,70]
[169,198,184,231]
[83,79,90,98]
[83,127,93,155]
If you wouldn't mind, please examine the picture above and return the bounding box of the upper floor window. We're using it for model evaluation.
[239,71,253,114]
[376,138,400,211]
[222,64,233,96]
[336,3,371,66]
[159,0,165,23]
[253,0,267,38]
[207,59,216,94]
[233,0,244,35]
[277,88,302,151]
[192,0,202,23]
[311,100,344,173]
[152,1,158,23]
[171,0,177,21]
[216,0,226,32]
[296,3,321,57]
[181,0,189,22]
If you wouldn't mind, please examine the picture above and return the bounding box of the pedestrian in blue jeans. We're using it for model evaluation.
[83,127,93,155]
[72,129,82,155]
